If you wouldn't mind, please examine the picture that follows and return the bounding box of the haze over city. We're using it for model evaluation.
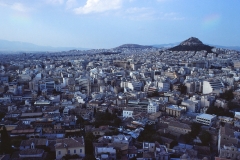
[0,0,240,49]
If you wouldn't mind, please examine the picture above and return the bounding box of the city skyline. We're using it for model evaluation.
[0,0,240,49]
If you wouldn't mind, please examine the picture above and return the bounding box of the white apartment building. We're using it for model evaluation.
[147,100,159,113]
[95,147,116,160]
[185,81,202,93]
[196,113,217,126]
[78,78,91,95]
[181,99,200,113]
[200,95,215,108]
[157,82,170,92]
[74,92,87,104]
[121,81,143,92]
[128,81,143,91]
[202,80,224,94]
[123,108,134,118]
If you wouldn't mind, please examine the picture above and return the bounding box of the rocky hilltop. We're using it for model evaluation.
[180,37,203,46]
[169,37,213,53]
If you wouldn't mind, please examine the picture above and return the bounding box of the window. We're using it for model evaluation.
[58,151,61,155]
[74,149,76,153]
[80,149,82,153]
[68,150,70,154]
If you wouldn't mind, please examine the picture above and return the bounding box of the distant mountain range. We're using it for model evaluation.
[0,38,239,52]
[210,45,240,51]
[0,39,89,52]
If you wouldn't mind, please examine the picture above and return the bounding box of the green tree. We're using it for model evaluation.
[228,101,240,110]
[85,132,95,155]
[181,123,202,144]
[37,90,42,96]
[83,155,96,160]
[105,108,109,114]
[52,89,61,95]
[67,62,72,67]
[62,154,79,160]
[138,125,162,143]
[199,130,211,145]
[206,105,234,117]
[0,126,12,154]
[76,115,84,125]
[182,133,192,144]
[220,89,234,101]
[95,112,111,121]
[0,112,5,121]
[170,140,178,149]
[190,122,201,138]
[93,107,96,116]
[148,90,159,97]
[105,128,119,136]
[113,117,122,127]
[180,84,187,94]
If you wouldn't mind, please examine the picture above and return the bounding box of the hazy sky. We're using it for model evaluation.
[0,0,239,48]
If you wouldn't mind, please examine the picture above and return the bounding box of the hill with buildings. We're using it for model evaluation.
[152,42,180,49]
[114,44,154,50]
[111,44,157,53]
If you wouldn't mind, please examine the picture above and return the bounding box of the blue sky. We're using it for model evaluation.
[0,0,239,48]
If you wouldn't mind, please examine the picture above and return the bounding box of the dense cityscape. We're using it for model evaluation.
[0,37,240,160]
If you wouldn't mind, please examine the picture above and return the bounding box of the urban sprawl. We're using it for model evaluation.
[0,38,240,160]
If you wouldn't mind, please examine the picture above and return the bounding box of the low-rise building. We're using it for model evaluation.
[218,116,233,124]
[168,120,191,135]
[55,137,85,159]
[196,113,217,126]
[147,100,159,113]
[219,145,240,160]
[20,138,48,150]
[166,105,186,117]
[19,148,45,159]
[181,96,200,113]
[95,146,116,160]
[123,107,134,118]
[218,125,238,155]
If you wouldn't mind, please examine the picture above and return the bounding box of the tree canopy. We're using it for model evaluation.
[138,125,162,143]
[0,126,12,154]
[199,130,211,145]
[206,105,234,117]
[220,89,234,101]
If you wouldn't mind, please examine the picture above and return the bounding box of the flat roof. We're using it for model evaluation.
[166,105,184,111]
[34,101,51,105]
[235,112,240,116]
[21,112,43,117]
[196,113,216,119]
[123,107,134,111]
